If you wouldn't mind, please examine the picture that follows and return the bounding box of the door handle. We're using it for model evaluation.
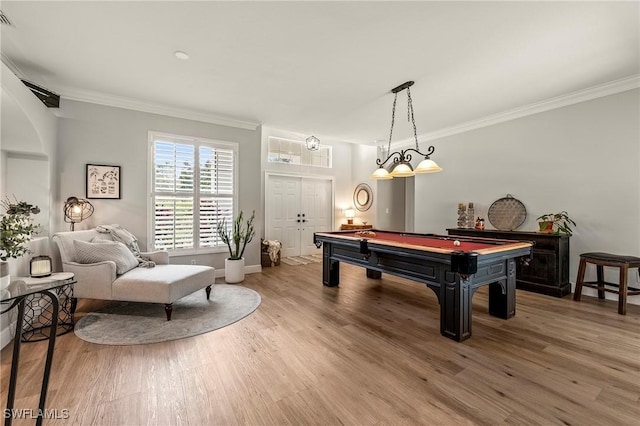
[302,219,307,223]
[297,219,301,223]
[302,214,306,217]
[297,214,301,217]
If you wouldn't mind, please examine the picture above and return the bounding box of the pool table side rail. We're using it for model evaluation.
[313,231,533,256]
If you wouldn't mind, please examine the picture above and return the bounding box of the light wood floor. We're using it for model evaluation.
[2,262,639,425]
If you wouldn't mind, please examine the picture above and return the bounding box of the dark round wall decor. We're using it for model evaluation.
[353,183,373,212]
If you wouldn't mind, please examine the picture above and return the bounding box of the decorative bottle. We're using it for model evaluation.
[457,203,467,228]
[467,202,475,228]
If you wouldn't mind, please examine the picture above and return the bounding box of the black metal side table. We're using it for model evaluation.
[0,272,76,426]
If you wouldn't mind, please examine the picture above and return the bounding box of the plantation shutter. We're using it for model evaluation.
[152,136,236,252]
[199,145,234,247]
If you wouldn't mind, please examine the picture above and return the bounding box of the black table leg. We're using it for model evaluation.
[35,290,59,426]
[488,259,517,319]
[4,291,59,426]
[5,299,26,426]
[322,244,340,287]
[440,275,473,342]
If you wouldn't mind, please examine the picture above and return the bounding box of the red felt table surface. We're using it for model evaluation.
[352,231,496,252]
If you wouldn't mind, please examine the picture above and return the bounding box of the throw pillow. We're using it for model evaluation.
[74,240,139,275]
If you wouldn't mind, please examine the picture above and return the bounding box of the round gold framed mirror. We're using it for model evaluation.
[353,183,373,212]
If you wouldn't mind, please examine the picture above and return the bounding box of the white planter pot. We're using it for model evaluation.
[225,258,245,284]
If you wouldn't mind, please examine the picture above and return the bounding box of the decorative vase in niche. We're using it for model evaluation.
[225,258,245,284]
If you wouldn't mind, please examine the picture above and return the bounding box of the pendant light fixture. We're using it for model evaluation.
[370,81,442,179]
[305,135,320,151]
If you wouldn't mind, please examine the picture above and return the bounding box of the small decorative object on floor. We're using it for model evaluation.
[467,202,475,228]
[261,239,281,267]
[457,203,467,228]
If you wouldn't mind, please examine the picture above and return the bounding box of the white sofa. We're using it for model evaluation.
[52,229,215,320]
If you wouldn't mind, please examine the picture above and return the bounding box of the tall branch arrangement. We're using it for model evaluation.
[217,210,255,260]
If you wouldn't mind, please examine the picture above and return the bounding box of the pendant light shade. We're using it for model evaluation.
[389,161,414,178]
[414,158,443,174]
[370,167,393,180]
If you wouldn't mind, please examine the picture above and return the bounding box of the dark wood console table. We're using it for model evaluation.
[447,228,570,297]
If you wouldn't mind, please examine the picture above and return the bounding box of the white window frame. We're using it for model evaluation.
[147,131,239,256]
[267,136,333,168]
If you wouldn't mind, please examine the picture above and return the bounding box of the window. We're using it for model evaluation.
[267,137,332,168]
[149,132,237,254]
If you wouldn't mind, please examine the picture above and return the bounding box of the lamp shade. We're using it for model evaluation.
[389,162,415,178]
[30,255,52,278]
[415,158,443,174]
[370,167,393,180]
[344,208,356,225]
[63,196,94,231]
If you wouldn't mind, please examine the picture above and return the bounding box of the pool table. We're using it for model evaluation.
[313,230,533,342]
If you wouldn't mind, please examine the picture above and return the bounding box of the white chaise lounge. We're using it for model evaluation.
[53,229,215,320]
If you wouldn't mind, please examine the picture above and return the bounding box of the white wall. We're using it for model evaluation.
[56,100,262,270]
[350,143,378,226]
[1,62,58,348]
[404,89,639,303]
[0,62,57,235]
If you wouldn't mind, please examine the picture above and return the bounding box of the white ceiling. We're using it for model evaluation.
[1,1,638,145]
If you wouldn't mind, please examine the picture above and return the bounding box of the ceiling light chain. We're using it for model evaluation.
[370,81,442,180]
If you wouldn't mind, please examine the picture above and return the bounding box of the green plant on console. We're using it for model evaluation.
[536,211,577,236]
[216,210,256,260]
[0,198,41,261]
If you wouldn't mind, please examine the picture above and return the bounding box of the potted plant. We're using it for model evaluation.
[216,210,255,283]
[536,211,577,235]
[1,198,41,292]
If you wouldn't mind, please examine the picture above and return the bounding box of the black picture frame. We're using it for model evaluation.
[86,164,121,199]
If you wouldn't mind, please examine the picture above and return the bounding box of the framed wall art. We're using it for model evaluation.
[86,164,121,199]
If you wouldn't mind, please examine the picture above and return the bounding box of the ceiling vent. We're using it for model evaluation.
[0,10,14,26]
[21,80,60,108]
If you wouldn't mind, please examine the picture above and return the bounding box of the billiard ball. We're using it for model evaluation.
[453,240,461,246]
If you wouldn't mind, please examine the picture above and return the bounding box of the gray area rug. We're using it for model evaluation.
[74,285,261,345]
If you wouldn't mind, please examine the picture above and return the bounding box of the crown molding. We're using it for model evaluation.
[0,54,25,79]
[58,86,260,130]
[389,74,640,150]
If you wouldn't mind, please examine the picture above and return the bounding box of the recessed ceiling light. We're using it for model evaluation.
[174,51,189,60]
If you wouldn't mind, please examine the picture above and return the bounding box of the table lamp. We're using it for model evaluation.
[345,208,356,225]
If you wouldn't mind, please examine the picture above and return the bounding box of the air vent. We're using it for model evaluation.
[0,10,14,26]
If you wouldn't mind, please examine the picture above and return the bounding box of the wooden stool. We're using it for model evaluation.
[573,252,640,315]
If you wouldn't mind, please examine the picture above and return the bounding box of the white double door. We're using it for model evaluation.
[266,174,333,258]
